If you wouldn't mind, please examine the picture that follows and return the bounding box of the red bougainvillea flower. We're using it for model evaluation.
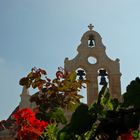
[13,108,35,120]
[13,108,48,140]
[121,129,134,140]
[13,108,35,125]
[121,133,134,140]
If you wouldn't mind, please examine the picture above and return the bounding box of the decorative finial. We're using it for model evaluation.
[88,24,94,30]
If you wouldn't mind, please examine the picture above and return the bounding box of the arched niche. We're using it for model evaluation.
[76,68,87,104]
[88,34,95,48]
[97,68,109,92]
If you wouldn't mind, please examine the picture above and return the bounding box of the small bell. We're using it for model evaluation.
[89,39,94,47]
[77,70,86,80]
[99,76,107,85]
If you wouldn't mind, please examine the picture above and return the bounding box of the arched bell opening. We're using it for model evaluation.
[76,68,87,104]
[98,68,109,93]
[88,34,95,48]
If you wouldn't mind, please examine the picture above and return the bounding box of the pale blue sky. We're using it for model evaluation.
[1,0,140,120]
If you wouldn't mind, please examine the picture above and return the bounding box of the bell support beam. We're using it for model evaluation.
[86,74,98,105]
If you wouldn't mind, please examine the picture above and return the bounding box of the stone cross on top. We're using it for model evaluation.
[88,24,94,30]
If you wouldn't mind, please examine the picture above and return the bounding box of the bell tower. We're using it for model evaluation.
[64,24,122,105]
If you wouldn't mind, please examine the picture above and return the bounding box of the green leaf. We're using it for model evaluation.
[67,100,79,111]
[132,130,139,139]
[41,123,59,140]
[66,71,77,82]
[97,84,108,106]
[49,107,67,124]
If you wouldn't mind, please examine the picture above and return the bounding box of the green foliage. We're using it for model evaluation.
[57,85,113,140]
[122,77,140,133]
[84,125,96,140]
[123,77,140,108]
[132,130,139,139]
[19,68,140,140]
[19,67,87,123]
[20,67,86,111]
[19,67,88,140]
[57,103,96,140]
[40,123,59,140]
[57,84,140,140]
[49,107,67,124]
[69,103,96,134]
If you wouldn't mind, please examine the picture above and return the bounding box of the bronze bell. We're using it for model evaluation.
[99,76,107,85]
[77,70,86,80]
[98,69,108,85]
[99,69,108,76]
[89,39,94,47]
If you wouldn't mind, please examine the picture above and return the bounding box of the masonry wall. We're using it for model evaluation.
[0,137,15,140]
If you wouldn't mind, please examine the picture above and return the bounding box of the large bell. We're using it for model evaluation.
[99,69,108,85]
[89,39,94,47]
[99,69,108,76]
[99,76,107,85]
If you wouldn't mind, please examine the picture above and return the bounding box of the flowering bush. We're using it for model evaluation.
[11,67,140,140]
[121,135,133,140]
[13,108,48,140]
[13,67,87,140]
